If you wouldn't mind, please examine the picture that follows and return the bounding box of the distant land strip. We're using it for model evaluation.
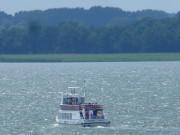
[0,53,180,62]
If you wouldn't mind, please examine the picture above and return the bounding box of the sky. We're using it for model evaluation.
[0,0,180,15]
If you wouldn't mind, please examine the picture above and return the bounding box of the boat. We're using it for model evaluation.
[56,87,110,127]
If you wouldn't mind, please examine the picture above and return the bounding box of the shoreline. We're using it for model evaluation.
[1,53,180,62]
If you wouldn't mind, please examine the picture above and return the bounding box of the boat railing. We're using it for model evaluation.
[79,103,103,110]
[60,104,79,111]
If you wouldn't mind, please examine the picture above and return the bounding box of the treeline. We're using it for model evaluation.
[0,7,180,54]
[0,12,180,54]
[0,6,173,28]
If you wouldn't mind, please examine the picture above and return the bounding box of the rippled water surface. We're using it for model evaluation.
[0,62,180,135]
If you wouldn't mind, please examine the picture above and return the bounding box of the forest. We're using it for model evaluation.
[0,6,180,54]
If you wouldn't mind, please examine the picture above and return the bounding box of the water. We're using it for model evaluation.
[0,62,180,135]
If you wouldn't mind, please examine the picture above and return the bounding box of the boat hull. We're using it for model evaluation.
[82,119,110,127]
[56,117,110,127]
[56,119,81,125]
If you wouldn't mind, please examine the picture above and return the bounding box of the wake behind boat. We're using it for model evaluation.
[56,87,110,127]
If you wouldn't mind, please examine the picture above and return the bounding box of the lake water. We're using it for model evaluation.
[0,62,180,135]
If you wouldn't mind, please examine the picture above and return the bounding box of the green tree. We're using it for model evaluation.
[25,21,42,54]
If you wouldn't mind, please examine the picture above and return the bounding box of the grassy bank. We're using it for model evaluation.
[0,53,180,62]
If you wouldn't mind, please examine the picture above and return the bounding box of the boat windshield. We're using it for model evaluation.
[78,97,85,104]
[63,97,85,105]
[63,98,72,105]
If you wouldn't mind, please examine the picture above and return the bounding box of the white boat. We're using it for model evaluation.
[56,87,110,127]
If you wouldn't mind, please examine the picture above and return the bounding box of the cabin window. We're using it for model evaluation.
[63,98,72,105]
[69,113,72,119]
[58,113,62,119]
[78,97,85,104]
[72,98,76,105]
[63,97,85,105]
[59,113,72,119]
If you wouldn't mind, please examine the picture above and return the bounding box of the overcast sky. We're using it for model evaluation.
[0,0,180,15]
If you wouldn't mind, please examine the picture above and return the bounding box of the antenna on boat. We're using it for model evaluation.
[61,92,64,105]
[83,80,86,97]
[68,87,79,96]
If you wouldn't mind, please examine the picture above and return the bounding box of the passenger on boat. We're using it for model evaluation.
[85,111,89,119]
[80,111,83,118]
[72,101,75,105]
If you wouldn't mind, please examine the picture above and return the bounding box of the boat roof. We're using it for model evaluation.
[63,93,84,98]
[68,87,80,89]
[62,87,85,98]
